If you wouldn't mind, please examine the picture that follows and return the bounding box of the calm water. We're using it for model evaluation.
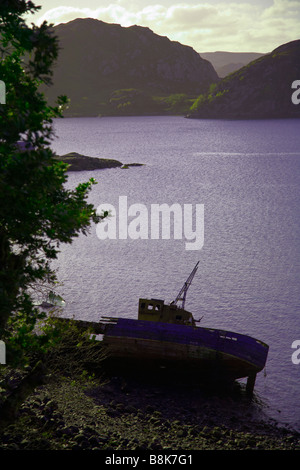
[51,116,300,431]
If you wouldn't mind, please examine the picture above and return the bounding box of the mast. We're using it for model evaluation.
[171,261,199,310]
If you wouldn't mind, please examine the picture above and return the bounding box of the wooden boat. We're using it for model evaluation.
[84,262,268,394]
[60,262,269,394]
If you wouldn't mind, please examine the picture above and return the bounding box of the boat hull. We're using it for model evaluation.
[102,318,269,382]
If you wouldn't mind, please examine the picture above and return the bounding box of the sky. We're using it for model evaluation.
[25,0,300,53]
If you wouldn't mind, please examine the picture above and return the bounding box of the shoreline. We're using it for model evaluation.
[0,333,299,451]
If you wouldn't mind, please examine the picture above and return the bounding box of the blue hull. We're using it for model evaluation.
[102,318,269,381]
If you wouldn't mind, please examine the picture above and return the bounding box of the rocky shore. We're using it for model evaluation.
[0,329,299,452]
[56,152,144,171]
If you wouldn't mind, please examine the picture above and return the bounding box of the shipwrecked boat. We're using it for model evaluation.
[62,262,269,394]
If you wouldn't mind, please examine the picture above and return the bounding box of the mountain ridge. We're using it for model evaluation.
[44,18,218,116]
[189,39,300,119]
[200,52,265,77]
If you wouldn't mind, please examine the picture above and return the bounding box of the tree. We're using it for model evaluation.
[0,1,104,363]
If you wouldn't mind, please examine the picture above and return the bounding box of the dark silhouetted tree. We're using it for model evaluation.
[0,1,105,363]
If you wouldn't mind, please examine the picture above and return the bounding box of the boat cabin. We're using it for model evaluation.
[138,298,195,326]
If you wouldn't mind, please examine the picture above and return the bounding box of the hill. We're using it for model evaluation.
[43,18,218,116]
[200,52,265,77]
[189,40,300,119]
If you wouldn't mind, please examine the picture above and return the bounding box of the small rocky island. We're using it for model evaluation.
[55,152,143,171]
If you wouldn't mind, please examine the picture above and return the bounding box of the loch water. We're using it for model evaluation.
[51,116,300,431]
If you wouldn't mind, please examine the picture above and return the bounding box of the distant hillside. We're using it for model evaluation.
[189,40,300,119]
[44,18,218,116]
[200,52,264,77]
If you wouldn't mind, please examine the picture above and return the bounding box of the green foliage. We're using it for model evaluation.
[160,94,193,114]
[106,90,195,116]
[190,94,206,112]
[108,88,160,115]
[190,84,229,112]
[0,1,105,364]
[208,83,217,94]
[5,309,68,366]
[163,93,186,105]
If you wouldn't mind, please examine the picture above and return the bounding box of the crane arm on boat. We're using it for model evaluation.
[171,261,200,310]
